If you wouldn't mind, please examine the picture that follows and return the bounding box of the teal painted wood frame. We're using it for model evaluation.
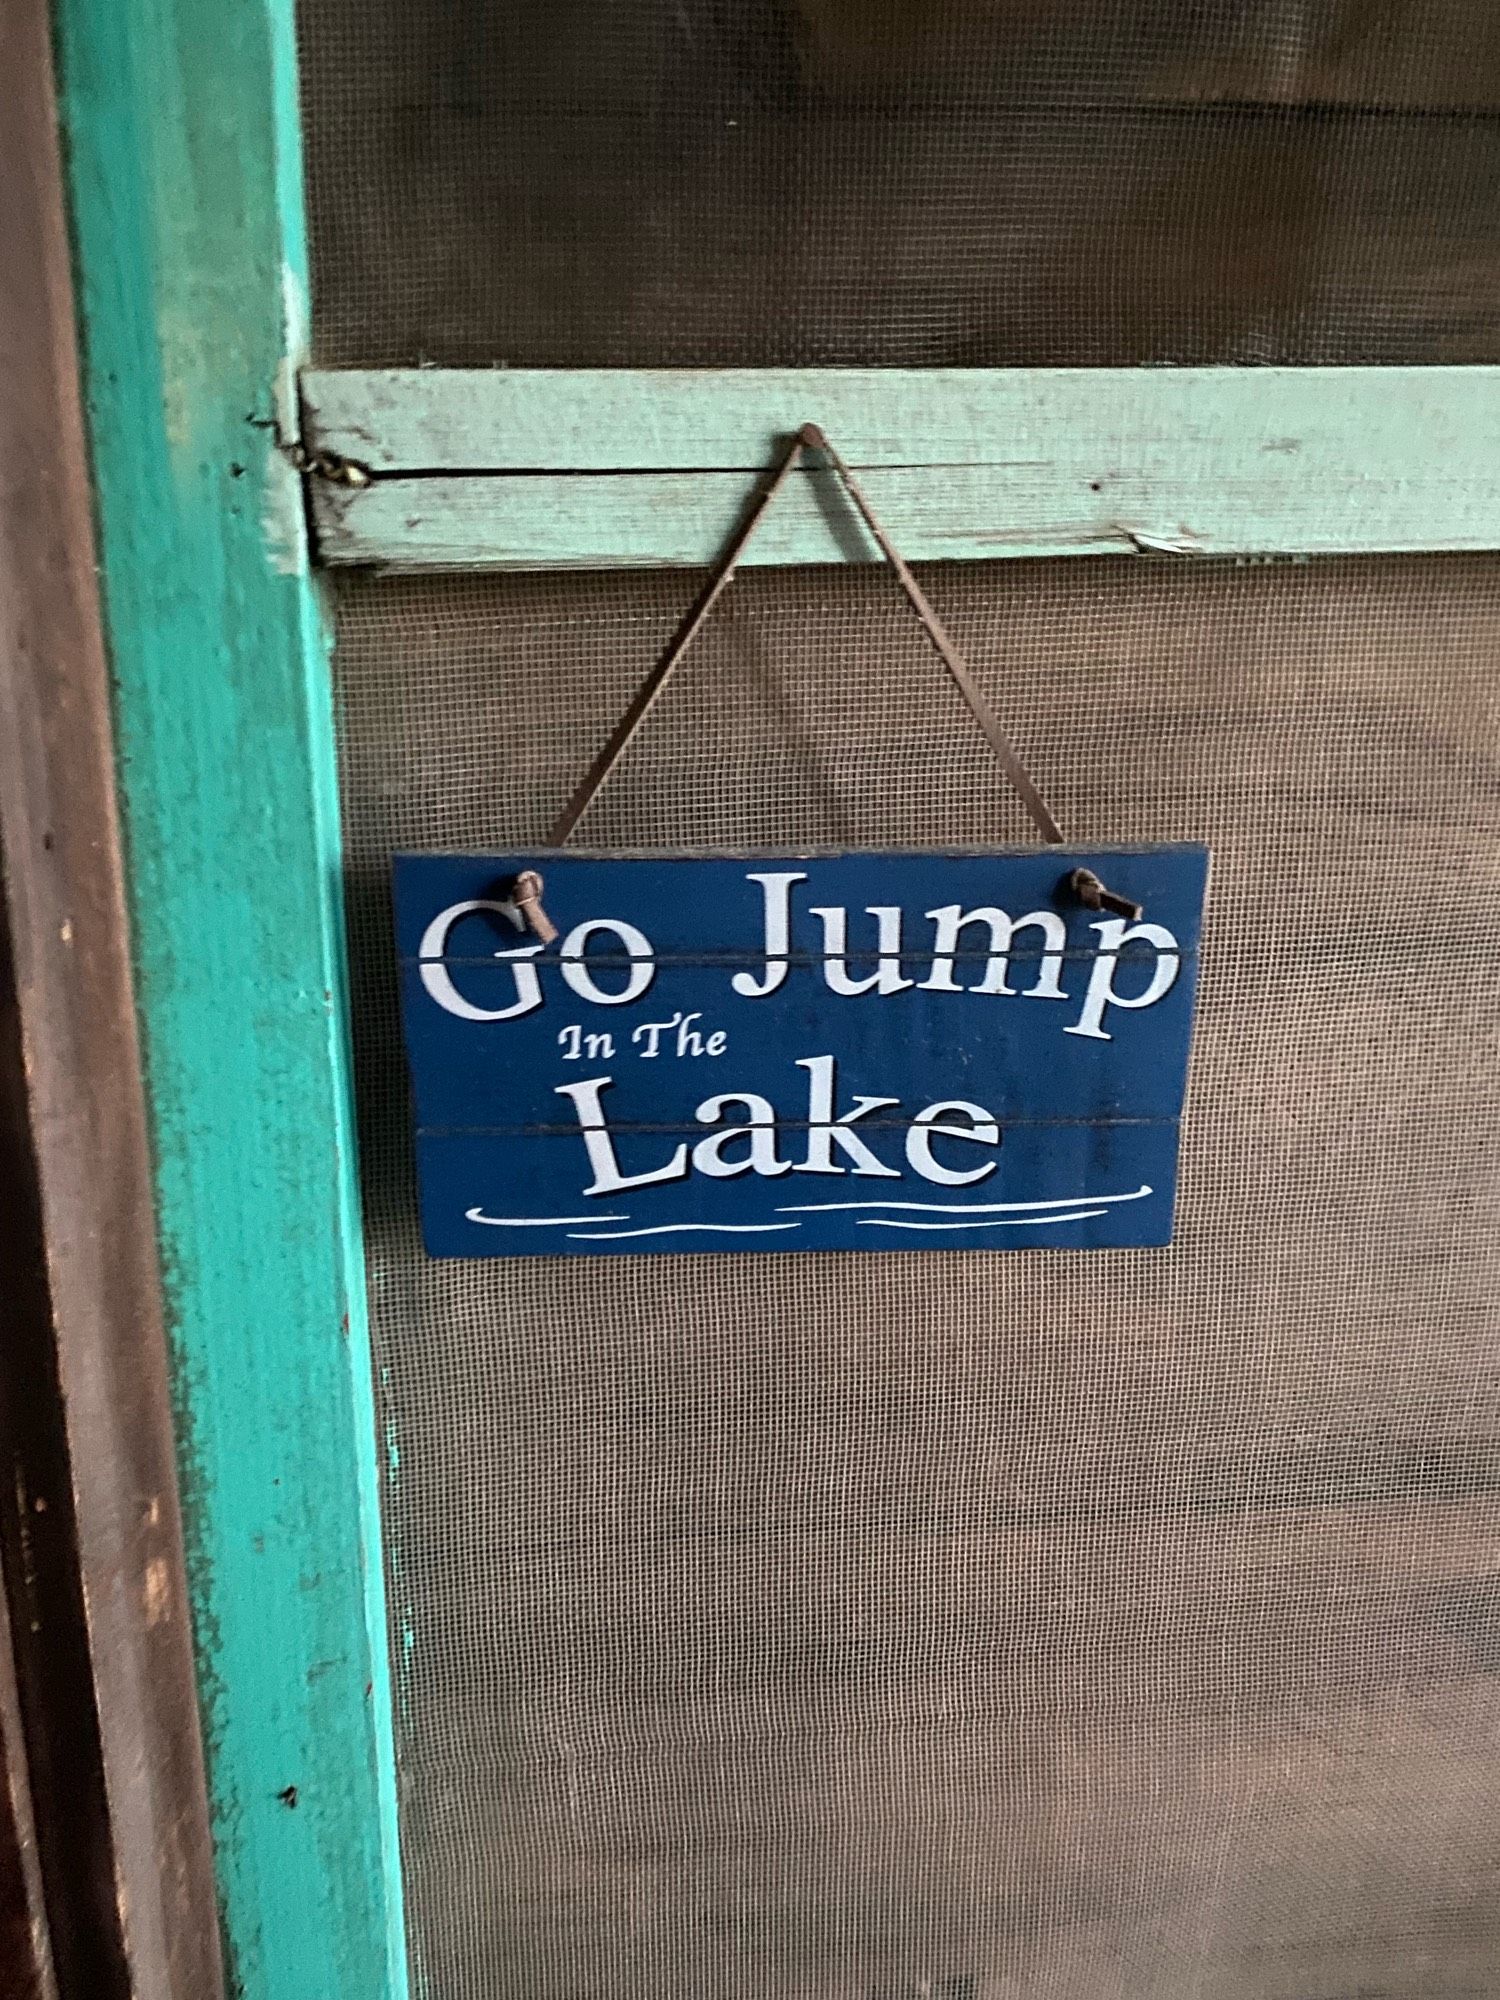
[304,365,1500,572]
[50,0,409,1995]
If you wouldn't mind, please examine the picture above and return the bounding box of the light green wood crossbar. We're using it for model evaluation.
[52,0,409,1994]
[304,366,1500,572]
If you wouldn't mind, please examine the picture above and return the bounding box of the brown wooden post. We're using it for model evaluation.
[0,0,224,1991]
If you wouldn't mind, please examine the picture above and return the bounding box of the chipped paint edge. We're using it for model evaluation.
[303,365,1500,572]
[50,0,410,1992]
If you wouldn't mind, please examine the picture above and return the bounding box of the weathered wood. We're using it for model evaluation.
[0,825,135,2000]
[0,1582,55,2000]
[304,363,1499,473]
[0,0,220,1991]
[50,0,409,1993]
[304,367,1500,571]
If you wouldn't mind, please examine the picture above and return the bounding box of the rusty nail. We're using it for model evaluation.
[1065,867,1143,923]
[509,870,559,945]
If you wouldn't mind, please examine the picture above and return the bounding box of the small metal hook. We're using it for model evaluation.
[1065,867,1143,923]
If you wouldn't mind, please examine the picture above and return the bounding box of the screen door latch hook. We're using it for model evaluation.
[1066,867,1143,922]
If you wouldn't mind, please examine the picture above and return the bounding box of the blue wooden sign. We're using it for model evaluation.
[394,847,1208,1257]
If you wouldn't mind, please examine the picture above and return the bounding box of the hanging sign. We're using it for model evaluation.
[395,846,1208,1257]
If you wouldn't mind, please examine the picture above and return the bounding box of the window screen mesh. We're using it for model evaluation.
[332,555,1500,1998]
[299,0,1500,366]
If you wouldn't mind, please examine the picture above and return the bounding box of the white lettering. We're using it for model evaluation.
[904,1100,1001,1186]
[809,905,914,996]
[732,872,807,998]
[631,1014,681,1058]
[552,1075,689,1194]
[418,898,544,1022]
[557,1025,615,1060]
[1064,919,1181,1041]
[919,906,1067,998]
[691,1092,790,1178]
[792,1055,901,1178]
[559,919,656,1007]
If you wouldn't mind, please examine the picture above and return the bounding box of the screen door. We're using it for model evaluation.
[295,5,1500,1993]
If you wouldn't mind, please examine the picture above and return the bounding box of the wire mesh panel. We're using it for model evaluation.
[299,0,1500,366]
[332,554,1500,1999]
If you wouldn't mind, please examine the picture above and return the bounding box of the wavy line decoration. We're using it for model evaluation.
[564,1222,802,1241]
[859,1207,1110,1231]
[465,1209,631,1226]
[465,1186,1150,1239]
[777,1185,1151,1215]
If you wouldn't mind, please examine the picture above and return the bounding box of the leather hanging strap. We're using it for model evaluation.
[546,422,1065,847]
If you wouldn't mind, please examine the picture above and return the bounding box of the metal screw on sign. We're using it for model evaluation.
[508,870,558,944]
[1066,867,1144,922]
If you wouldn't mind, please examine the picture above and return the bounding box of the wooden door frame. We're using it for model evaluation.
[39,0,410,1992]
[0,0,224,1993]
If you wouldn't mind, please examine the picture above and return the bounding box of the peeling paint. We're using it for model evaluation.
[143,1556,171,1627]
[54,0,408,1983]
[1118,524,1202,556]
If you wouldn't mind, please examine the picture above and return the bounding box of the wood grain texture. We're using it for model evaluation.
[0,1583,55,2000]
[305,367,1500,571]
[49,0,409,1993]
[0,0,220,1990]
[303,364,1500,472]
